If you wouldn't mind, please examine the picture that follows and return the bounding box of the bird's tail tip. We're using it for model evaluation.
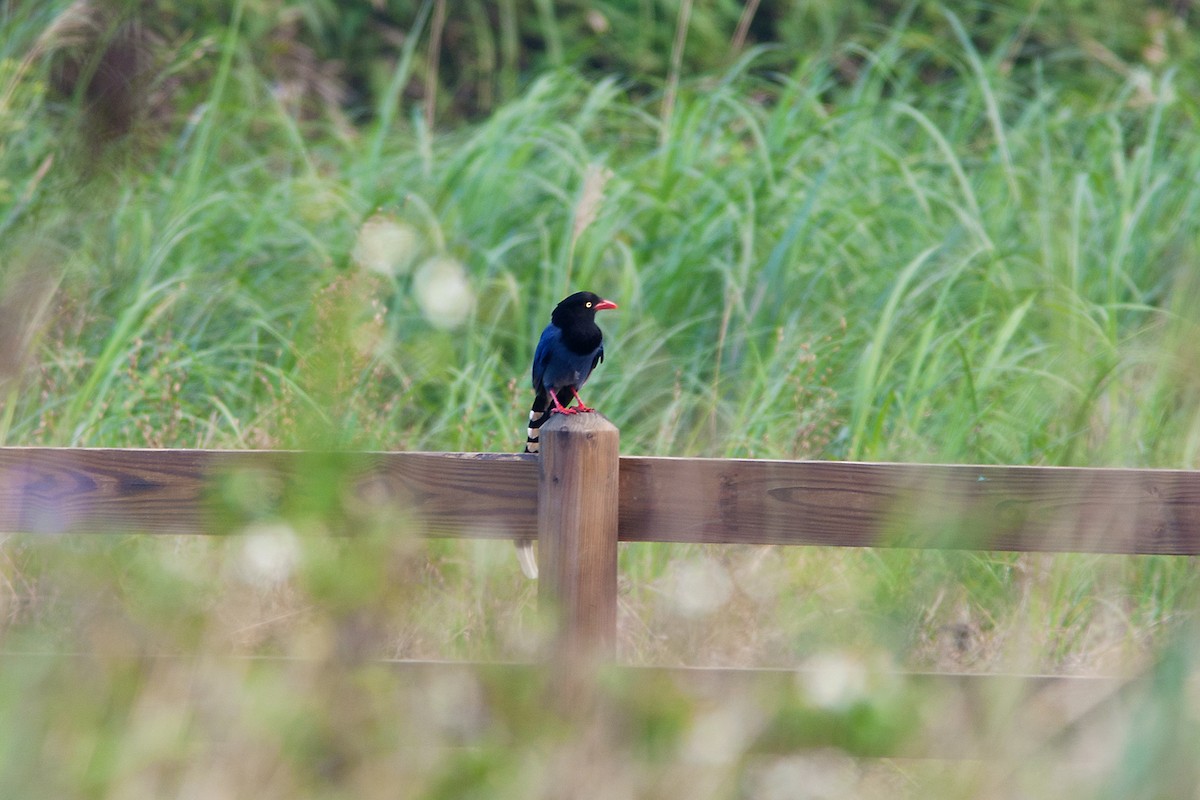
[525,404,549,454]
[519,396,545,573]
[516,539,538,579]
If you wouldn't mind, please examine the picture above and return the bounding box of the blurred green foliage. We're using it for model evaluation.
[13,0,1199,129]
[3,0,1200,797]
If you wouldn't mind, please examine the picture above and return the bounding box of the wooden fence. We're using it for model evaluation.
[3,412,1200,755]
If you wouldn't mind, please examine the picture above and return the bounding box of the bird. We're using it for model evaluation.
[517,290,618,578]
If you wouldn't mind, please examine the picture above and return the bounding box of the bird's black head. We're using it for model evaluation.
[550,291,618,329]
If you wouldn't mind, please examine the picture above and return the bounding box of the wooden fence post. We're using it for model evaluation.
[537,412,619,661]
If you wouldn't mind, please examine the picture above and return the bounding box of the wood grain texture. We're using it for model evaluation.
[3,447,1200,554]
[619,457,1200,554]
[537,413,619,658]
[0,448,538,539]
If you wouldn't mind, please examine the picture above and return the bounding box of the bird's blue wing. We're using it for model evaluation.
[533,322,605,395]
[531,324,561,391]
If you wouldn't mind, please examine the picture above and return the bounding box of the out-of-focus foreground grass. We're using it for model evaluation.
[3,1,1200,796]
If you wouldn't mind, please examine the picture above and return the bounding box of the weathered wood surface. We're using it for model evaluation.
[3,447,1200,554]
[0,447,538,539]
[537,413,619,658]
[619,457,1200,554]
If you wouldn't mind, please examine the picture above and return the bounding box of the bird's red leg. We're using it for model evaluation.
[548,389,577,414]
[569,387,595,413]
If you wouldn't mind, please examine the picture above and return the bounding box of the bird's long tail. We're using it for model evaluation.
[517,392,550,579]
[515,539,538,580]
[524,391,549,455]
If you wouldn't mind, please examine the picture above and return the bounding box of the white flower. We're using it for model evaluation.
[413,255,474,329]
[664,556,733,618]
[352,214,423,276]
[238,522,300,586]
[799,652,868,710]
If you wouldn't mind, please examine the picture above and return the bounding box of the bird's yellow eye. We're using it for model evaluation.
[585,301,592,308]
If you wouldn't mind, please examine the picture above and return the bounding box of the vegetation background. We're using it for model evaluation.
[2,0,1200,796]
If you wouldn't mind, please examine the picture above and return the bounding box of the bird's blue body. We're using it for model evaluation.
[523,291,615,451]
[531,323,604,400]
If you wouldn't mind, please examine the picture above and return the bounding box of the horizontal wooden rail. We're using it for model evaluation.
[0,447,538,539]
[0,650,1134,759]
[619,457,1200,554]
[2,447,1200,554]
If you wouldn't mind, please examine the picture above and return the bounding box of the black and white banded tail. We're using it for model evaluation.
[523,392,551,455]
[516,392,550,579]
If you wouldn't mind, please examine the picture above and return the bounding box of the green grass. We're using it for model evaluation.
[4,1,1200,797]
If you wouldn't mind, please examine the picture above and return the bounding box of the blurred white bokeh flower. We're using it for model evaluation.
[352,213,423,276]
[414,255,474,329]
[664,556,733,618]
[748,752,861,800]
[684,701,762,764]
[238,522,300,587]
[799,652,868,711]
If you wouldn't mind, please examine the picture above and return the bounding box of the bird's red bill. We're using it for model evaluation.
[594,299,618,311]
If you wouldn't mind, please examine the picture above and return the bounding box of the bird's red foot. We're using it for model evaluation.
[548,390,577,414]
[569,389,594,413]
